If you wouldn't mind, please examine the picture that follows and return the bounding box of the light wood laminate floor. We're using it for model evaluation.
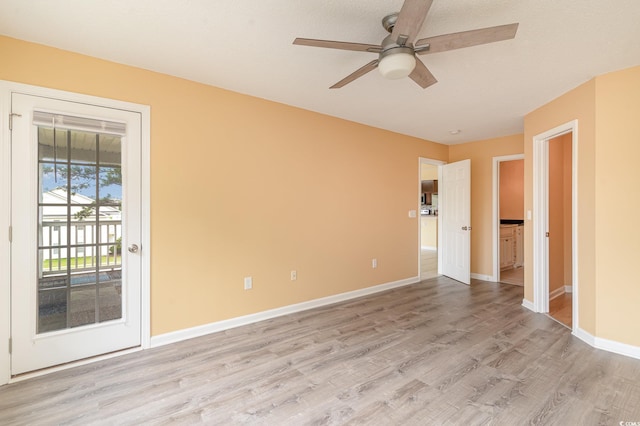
[2,277,640,425]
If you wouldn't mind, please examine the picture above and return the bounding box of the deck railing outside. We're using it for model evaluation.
[40,219,122,275]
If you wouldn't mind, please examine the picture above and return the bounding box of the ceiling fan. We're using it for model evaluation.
[293,0,518,89]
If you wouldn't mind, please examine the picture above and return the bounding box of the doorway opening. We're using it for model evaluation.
[533,120,578,332]
[494,154,525,287]
[546,133,573,328]
[419,158,444,280]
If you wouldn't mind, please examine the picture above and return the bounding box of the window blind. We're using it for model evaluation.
[33,110,126,136]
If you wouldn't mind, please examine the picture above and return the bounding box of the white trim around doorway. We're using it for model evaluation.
[532,120,579,334]
[0,81,151,385]
[0,83,10,385]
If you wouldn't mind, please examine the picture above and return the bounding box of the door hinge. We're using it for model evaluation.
[546,231,550,237]
[8,338,11,354]
[9,112,22,131]
[8,225,11,242]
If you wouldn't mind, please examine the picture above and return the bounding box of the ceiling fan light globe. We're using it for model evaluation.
[378,52,416,79]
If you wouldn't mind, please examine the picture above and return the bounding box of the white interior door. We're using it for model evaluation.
[10,93,142,375]
[441,159,471,284]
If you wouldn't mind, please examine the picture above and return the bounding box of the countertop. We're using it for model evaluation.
[500,219,524,225]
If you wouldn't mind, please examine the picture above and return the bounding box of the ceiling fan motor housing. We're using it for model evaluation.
[378,34,417,79]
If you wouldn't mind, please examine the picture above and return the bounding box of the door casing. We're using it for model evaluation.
[532,120,578,332]
[0,81,151,385]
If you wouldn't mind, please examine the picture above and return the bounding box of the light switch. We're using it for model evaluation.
[408,210,417,218]
[527,210,532,220]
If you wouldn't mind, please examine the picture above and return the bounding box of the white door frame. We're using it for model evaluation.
[418,157,445,278]
[532,120,578,332]
[0,81,151,385]
[492,154,525,283]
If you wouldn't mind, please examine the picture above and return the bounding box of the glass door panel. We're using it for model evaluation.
[37,126,123,333]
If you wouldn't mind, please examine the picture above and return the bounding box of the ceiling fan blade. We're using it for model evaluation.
[391,0,434,44]
[293,38,381,53]
[330,60,379,89]
[415,23,519,54]
[409,58,438,89]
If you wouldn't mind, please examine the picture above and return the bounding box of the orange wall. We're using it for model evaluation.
[0,36,449,335]
[499,160,524,220]
[5,35,639,349]
[594,66,640,345]
[525,65,640,348]
[449,134,524,277]
[524,79,596,334]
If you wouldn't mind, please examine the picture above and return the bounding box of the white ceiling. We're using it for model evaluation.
[1,0,639,144]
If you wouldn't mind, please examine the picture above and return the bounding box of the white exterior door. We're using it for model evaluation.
[441,159,471,285]
[10,93,142,374]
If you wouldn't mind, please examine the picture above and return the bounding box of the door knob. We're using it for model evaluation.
[462,226,468,230]
[127,244,139,253]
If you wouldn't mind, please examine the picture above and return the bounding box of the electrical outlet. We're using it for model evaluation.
[290,270,297,281]
[372,258,377,269]
[244,276,252,290]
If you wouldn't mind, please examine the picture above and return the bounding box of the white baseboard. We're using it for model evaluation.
[595,336,640,360]
[549,286,565,301]
[573,327,595,346]
[564,285,573,293]
[573,327,640,360]
[522,298,535,312]
[471,273,494,282]
[150,276,420,348]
